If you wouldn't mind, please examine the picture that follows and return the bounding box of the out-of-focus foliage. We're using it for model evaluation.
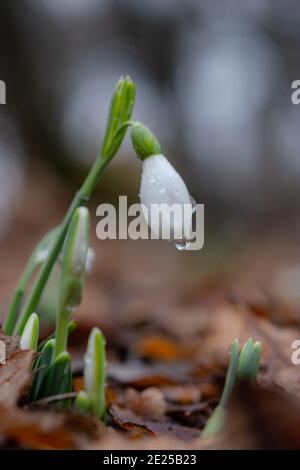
[1,0,300,236]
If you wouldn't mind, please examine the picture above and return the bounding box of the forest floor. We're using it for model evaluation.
[0,164,300,449]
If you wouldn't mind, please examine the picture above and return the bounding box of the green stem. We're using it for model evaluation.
[15,159,107,335]
[219,339,239,409]
[37,320,76,353]
[2,252,38,335]
[201,340,239,438]
[53,308,70,359]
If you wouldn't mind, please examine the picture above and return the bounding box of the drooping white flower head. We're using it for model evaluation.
[131,122,194,242]
[140,154,193,240]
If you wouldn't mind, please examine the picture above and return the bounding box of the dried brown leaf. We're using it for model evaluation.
[109,403,200,441]
[0,350,34,407]
[162,385,202,405]
[108,361,192,388]
[136,334,182,361]
[0,406,103,449]
[121,387,166,421]
[0,331,20,359]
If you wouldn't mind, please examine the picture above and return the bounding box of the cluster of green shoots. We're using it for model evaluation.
[202,338,262,438]
[2,76,136,417]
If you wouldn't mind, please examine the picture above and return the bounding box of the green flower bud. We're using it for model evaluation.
[101,75,135,159]
[20,312,39,351]
[74,390,91,414]
[237,338,261,381]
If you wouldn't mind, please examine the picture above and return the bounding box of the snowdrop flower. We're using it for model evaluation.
[131,122,194,243]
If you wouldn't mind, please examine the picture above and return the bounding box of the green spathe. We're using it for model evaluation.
[101,76,135,158]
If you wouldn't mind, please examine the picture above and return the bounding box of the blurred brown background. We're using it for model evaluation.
[1,0,300,328]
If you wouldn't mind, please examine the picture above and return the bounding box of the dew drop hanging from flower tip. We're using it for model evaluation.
[175,240,192,251]
[175,197,196,251]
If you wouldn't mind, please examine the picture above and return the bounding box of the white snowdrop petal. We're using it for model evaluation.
[140,154,190,205]
[139,154,193,240]
[20,313,39,351]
